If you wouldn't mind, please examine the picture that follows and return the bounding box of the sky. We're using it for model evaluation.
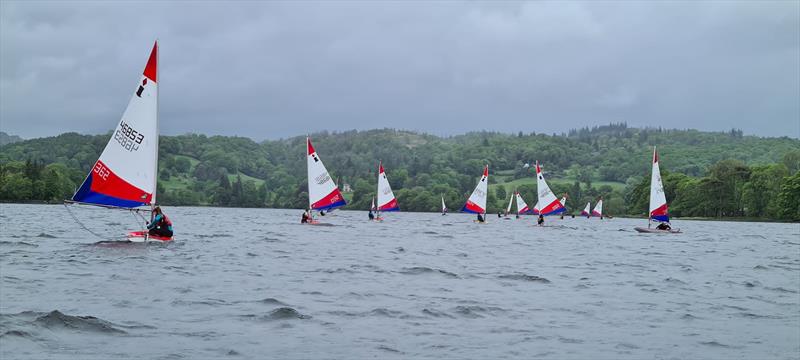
[1,1,798,140]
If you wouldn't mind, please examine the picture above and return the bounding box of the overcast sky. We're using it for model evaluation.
[1,1,798,140]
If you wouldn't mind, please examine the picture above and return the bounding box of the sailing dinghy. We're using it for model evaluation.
[635,148,680,233]
[441,196,448,215]
[306,136,346,223]
[592,198,603,218]
[535,161,566,216]
[462,165,488,222]
[504,193,514,218]
[375,161,399,221]
[65,41,170,242]
[581,202,591,218]
[515,191,533,215]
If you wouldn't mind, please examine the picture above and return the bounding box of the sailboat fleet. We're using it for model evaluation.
[63,42,680,241]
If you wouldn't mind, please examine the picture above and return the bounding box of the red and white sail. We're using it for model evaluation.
[462,165,488,214]
[376,161,399,212]
[515,191,532,214]
[72,42,159,208]
[649,147,670,222]
[535,161,565,216]
[581,202,591,216]
[307,137,346,211]
[592,198,603,217]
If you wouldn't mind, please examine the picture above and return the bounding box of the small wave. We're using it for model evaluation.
[753,265,768,270]
[0,330,33,338]
[393,247,405,253]
[257,298,287,306]
[33,310,127,334]
[451,305,506,318]
[264,307,311,320]
[35,233,56,238]
[700,341,739,348]
[315,268,355,274]
[422,231,438,235]
[681,313,699,320]
[664,277,687,285]
[377,345,404,354]
[172,298,228,306]
[0,241,37,247]
[195,234,233,238]
[498,274,551,283]
[421,308,455,318]
[765,286,798,294]
[367,308,408,318]
[261,237,282,242]
[246,252,258,257]
[400,267,458,278]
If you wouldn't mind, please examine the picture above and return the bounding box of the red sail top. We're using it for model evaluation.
[307,137,316,155]
[143,41,158,82]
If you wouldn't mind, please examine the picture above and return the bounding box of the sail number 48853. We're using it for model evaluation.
[115,121,144,152]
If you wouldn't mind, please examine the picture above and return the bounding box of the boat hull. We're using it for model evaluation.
[634,227,681,234]
[127,231,173,242]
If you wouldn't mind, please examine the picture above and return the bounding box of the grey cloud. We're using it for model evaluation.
[1,0,798,139]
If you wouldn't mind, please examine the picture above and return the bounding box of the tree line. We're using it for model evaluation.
[1,124,798,221]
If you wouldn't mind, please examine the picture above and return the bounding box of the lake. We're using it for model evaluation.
[1,204,798,359]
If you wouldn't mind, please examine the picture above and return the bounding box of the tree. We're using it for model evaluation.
[776,172,800,221]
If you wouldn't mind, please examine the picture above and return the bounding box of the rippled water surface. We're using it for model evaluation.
[1,204,799,359]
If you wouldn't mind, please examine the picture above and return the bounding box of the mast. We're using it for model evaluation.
[376,161,381,218]
[151,40,159,207]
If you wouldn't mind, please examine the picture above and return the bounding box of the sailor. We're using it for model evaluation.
[537,214,545,226]
[656,222,671,230]
[477,213,485,223]
[301,210,310,224]
[368,210,375,220]
[147,206,173,237]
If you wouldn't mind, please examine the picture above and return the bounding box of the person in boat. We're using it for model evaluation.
[537,214,544,226]
[301,210,310,224]
[147,206,173,237]
[368,210,375,220]
[656,222,671,230]
[497,212,502,218]
[571,214,575,218]
[477,213,485,223]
